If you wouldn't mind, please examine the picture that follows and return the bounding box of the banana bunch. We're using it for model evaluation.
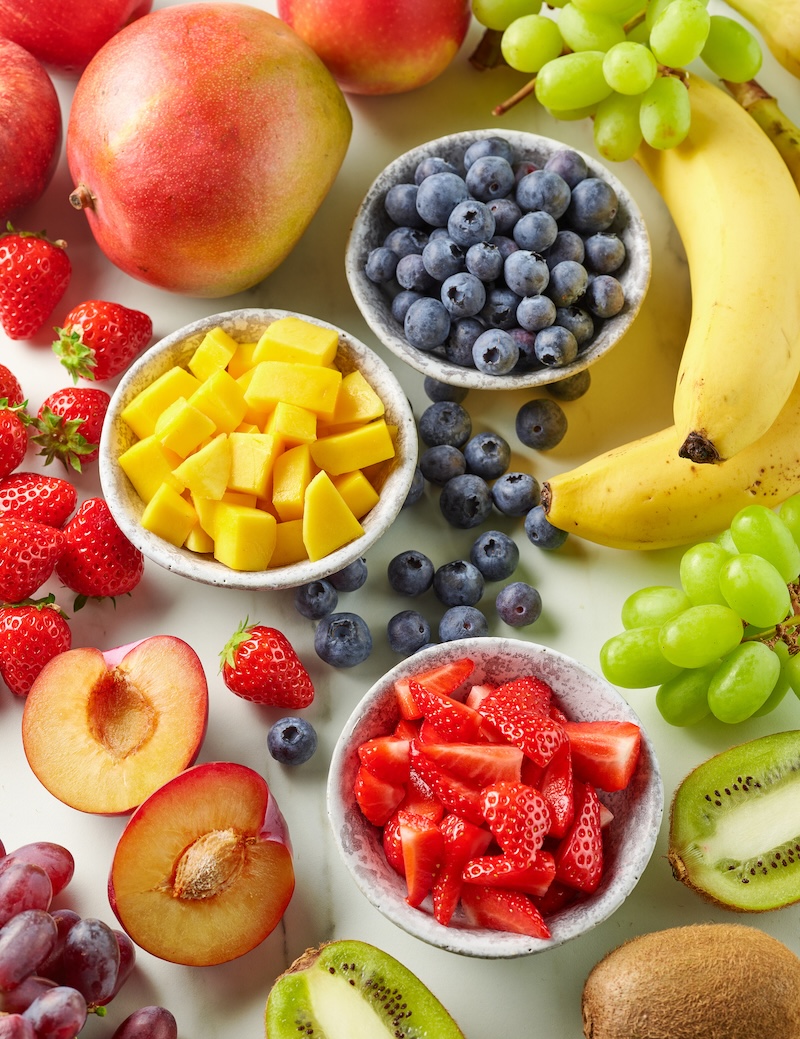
[543,75,800,551]
[725,0,800,80]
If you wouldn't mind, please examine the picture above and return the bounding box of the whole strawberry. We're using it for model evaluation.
[55,496,144,606]
[0,594,71,696]
[0,226,71,340]
[0,516,65,602]
[0,399,30,478]
[221,619,315,708]
[0,471,77,526]
[53,300,153,382]
[0,364,24,405]
[30,386,110,471]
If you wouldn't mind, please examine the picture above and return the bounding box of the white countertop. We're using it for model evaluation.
[3,3,800,1036]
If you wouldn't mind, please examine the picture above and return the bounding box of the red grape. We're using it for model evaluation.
[0,863,52,927]
[1,845,74,898]
[110,1005,178,1039]
[0,909,57,991]
[22,985,87,1039]
[60,918,119,1005]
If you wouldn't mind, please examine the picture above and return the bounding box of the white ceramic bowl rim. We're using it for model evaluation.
[327,637,663,959]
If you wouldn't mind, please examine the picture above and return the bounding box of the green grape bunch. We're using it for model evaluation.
[472,0,764,161]
[599,497,800,727]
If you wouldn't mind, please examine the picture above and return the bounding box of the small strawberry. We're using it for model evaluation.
[55,497,144,606]
[398,809,444,908]
[480,781,551,867]
[0,594,71,696]
[53,300,153,382]
[30,386,110,471]
[0,471,77,527]
[0,399,30,479]
[0,226,71,340]
[0,364,24,405]
[562,719,642,792]
[0,516,65,602]
[395,656,475,719]
[220,619,315,708]
[460,883,551,939]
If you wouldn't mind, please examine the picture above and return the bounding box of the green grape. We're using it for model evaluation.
[600,625,683,688]
[501,14,564,73]
[626,19,651,44]
[535,51,613,110]
[753,640,791,716]
[602,41,658,94]
[658,603,743,668]
[620,584,690,629]
[700,15,762,83]
[730,504,800,583]
[608,1,648,22]
[572,0,640,13]
[718,553,791,628]
[558,3,625,51]
[645,0,675,32]
[546,103,600,120]
[715,527,738,554]
[707,641,780,723]
[656,662,717,726]
[785,650,800,697]
[639,74,691,149]
[472,0,543,31]
[649,0,710,67]
[593,92,643,162]
[778,494,800,549]
[679,541,729,606]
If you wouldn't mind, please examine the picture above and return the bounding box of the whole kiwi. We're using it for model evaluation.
[581,923,800,1039]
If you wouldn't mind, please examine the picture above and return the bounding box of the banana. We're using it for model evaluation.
[635,74,800,464]
[723,79,800,193]
[540,373,800,552]
[724,0,800,80]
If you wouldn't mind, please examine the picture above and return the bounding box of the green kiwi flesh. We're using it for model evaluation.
[581,923,800,1039]
[669,729,800,910]
[264,939,466,1039]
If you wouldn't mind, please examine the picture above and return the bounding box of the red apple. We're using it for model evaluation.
[277,0,473,95]
[66,3,352,298]
[21,636,208,815]
[108,761,295,966]
[0,38,62,221]
[0,0,153,73]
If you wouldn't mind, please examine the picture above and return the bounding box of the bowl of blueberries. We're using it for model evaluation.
[345,129,651,390]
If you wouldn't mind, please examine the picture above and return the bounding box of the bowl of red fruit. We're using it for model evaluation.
[327,637,662,958]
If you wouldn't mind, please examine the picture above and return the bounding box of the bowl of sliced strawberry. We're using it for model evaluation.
[327,637,662,958]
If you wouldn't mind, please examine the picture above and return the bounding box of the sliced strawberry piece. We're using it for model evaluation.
[480,781,551,867]
[521,756,545,788]
[393,717,421,741]
[534,879,580,916]
[539,742,574,839]
[417,718,451,745]
[398,810,444,908]
[464,682,496,710]
[394,657,475,718]
[492,675,553,714]
[461,884,551,939]
[353,765,405,827]
[462,850,556,898]
[432,772,484,826]
[418,742,524,786]
[357,735,411,785]
[408,740,440,787]
[478,694,567,767]
[549,703,570,725]
[432,813,493,926]
[563,719,641,791]
[382,812,406,876]
[553,781,604,894]
[410,680,484,742]
[399,767,443,822]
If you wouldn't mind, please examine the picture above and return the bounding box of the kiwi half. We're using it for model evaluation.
[669,730,800,910]
[265,939,466,1039]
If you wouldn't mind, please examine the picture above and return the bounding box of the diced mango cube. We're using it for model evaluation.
[141,483,198,547]
[310,418,395,476]
[213,503,276,571]
[227,340,259,380]
[302,470,364,562]
[264,401,317,447]
[154,397,217,459]
[191,495,220,538]
[188,369,246,433]
[325,370,385,431]
[244,361,341,420]
[227,431,282,499]
[120,366,201,440]
[118,435,184,504]
[253,316,339,366]
[172,433,231,500]
[187,326,239,382]
[184,523,215,554]
[269,519,308,568]
[272,443,315,523]
[332,470,380,519]
[235,367,274,427]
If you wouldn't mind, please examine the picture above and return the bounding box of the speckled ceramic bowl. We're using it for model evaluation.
[99,308,418,591]
[345,129,651,390]
[328,637,662,958]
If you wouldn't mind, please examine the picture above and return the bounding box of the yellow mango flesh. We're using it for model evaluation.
[272,443,315,523]
[253,315,339,366]
[188,326,239,381]
[310,418,395,476]
[213,504,276,571]
[172,433,231,500]
[118,436,184,504]
[244,360,341,420]
[121,366,201,440]
[302,470,364,561]
[141,483,198,547]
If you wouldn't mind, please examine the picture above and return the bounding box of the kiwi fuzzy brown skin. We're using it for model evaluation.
[581,923,800,1039]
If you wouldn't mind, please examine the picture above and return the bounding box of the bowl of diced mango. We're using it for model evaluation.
[99,308,419,590]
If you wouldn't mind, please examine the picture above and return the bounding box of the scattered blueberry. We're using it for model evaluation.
[314,612,373,667]
[524,504,569,550]
[420,444,466,486]
[418,400,472,447]
[388,550,435,596]
[433,559,485,607]
[328,557,368,592]
[469,530,520,581]
[294,579,338,620]
[463,431,511,480]
[546,369,591,401]
[387,610,432,655]
[439,605,489,641]
[267,717,318,766]
[402,465,425,508]
[439,473,493,528]
[516,398,568,450]
[496,581,542,627]
[491,471,541,516]
[423,375,468,404]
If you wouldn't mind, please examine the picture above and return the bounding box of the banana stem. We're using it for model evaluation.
[723,78,800,193]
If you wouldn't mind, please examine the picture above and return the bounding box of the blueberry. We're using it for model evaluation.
[487,197,522,236]
[439,605,489,641]
[328,557,368,591]
[384,225,428,257]
[365,246,399,284]
[543,148,588,189]
[294,579,338,620]
[524,503,569,550]
[267,717,318,766]
[465,241,504,282]
[491,471,541,516]
[496,581,543,627]
[489,235,519,261]
[555,306,595,346]
[547,368,591,401]
[418,400,472,447]
[584,232,626,273]
[512,210,559,253]
[441,271,487,319]
[384,182,427,228]
[584,274,625,318]
[470,530,520,581]
[420,444,466,486]
[480,286,521,330]
[391,289,423,325]
[546,260,589,307]
[516,169,571,219]
[463,136,515,168]
[465,155,516,202]
[423,376,468,403]
[534,325,578,367]
[445,317,484,368]
[314,611,373,667]
[566,177,618,233]
[517,294,557,333]
[545,229,585,269]
[447,199,496,248]
[516,398,568,450]
[463,431,511,479]
[414,155,458,183]
[503,250,550,298]
[402,465,425,508]
[508,327,539,370]
[387,550,435,596]
[472,328,519,376]
[404,297,451,350]
[439,473,493,528]
[415,171,470,226]
[396,253,437,293]
[433,559,485,606]
[422,236,465,281]
[387,610,431,655]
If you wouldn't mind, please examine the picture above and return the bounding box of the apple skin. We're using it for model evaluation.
[0,38,62,221]
[66,3,352,298]
[277,0,473,95]
[0,0,153,74]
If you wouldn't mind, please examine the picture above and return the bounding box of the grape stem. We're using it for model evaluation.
[492,77,538,117]
[469,28,504,71]
[743,584,800,655]
[622,9,647,34]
